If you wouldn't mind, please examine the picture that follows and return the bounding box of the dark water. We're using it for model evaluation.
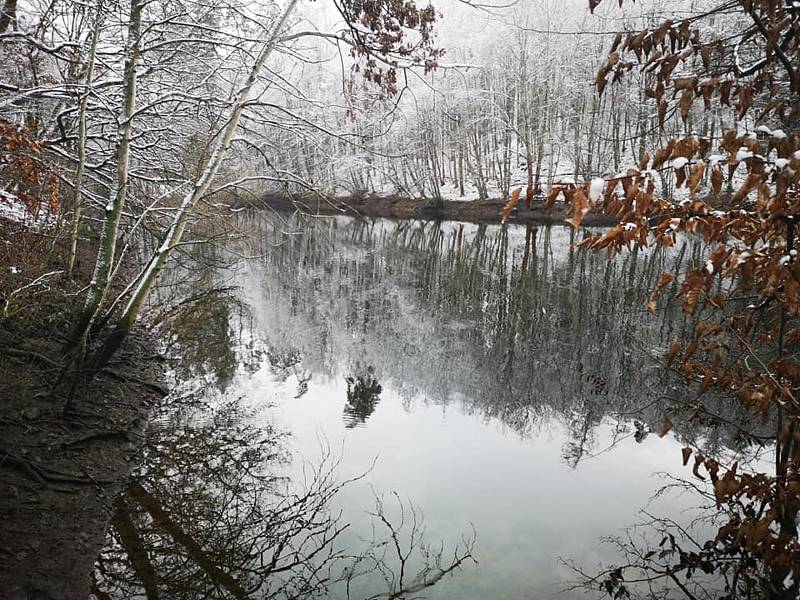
[95,215,764,599]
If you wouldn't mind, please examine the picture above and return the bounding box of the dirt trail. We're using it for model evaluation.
[0,328,165,600]
[0,218,166,600]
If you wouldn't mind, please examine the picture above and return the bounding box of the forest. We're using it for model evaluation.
[0,0,799,599]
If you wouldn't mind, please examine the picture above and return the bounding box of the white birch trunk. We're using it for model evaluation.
[71,0,142,346]
[67,0,105,277]
[95,0,300,364]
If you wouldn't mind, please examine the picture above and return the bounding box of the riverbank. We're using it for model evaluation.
[0,217,167,600]
[246,192,620,227]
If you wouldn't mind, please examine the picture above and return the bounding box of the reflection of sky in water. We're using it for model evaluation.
[238,368,697,600]
[209,215,721,599]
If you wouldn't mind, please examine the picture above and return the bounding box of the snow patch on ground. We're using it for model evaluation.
[0,192,58,228]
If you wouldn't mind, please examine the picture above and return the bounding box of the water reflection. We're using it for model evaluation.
[234,215,760,460]
[97,215,769,600]
[94,390,473,600]
[344,365,382,428]
[147,240,253,390]
[95,394,311,599]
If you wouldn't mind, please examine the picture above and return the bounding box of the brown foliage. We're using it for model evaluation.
[562,1,800,597]
[337,0,443,96]
[565,187,590,229]
[0,119,59,216]
[501,187,522,224]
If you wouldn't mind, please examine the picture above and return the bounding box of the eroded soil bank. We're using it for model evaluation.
[247,192,619,227]
[0,218,167,600]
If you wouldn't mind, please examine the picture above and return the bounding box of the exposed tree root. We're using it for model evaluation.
[0,444,113,491]
[0,346,62,369]
[61,430,132,448]
[100,368,169,397]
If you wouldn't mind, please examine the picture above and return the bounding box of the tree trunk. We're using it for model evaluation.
[93,0,300,367]
[67,0,143,354]
[67,0,105,277]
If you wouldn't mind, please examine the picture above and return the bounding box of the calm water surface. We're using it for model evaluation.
[105,215,760,599]
[220,216,703,599]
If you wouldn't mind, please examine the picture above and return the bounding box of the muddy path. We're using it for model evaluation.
[0,218,167,600]
[0,328,166,600]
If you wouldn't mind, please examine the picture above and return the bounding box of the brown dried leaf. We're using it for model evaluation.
[645,272,675,314]
[544,185,561,212]
[565,187,590,229]
[692,454,706,480]
[658,98,668,129]
[679,90,693,123]
[610,31,623,53]
[688,162,705,193]
[711,165,723,194]
[501,187,522,224]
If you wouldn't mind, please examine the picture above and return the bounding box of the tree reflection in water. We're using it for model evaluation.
[97,214,776,600]
[237,215,769,464]
[93,391,474,599]
[344,364,382,428]
[93,317,473,600]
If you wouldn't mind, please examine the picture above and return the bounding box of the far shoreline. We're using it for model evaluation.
[237,192,620,227]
